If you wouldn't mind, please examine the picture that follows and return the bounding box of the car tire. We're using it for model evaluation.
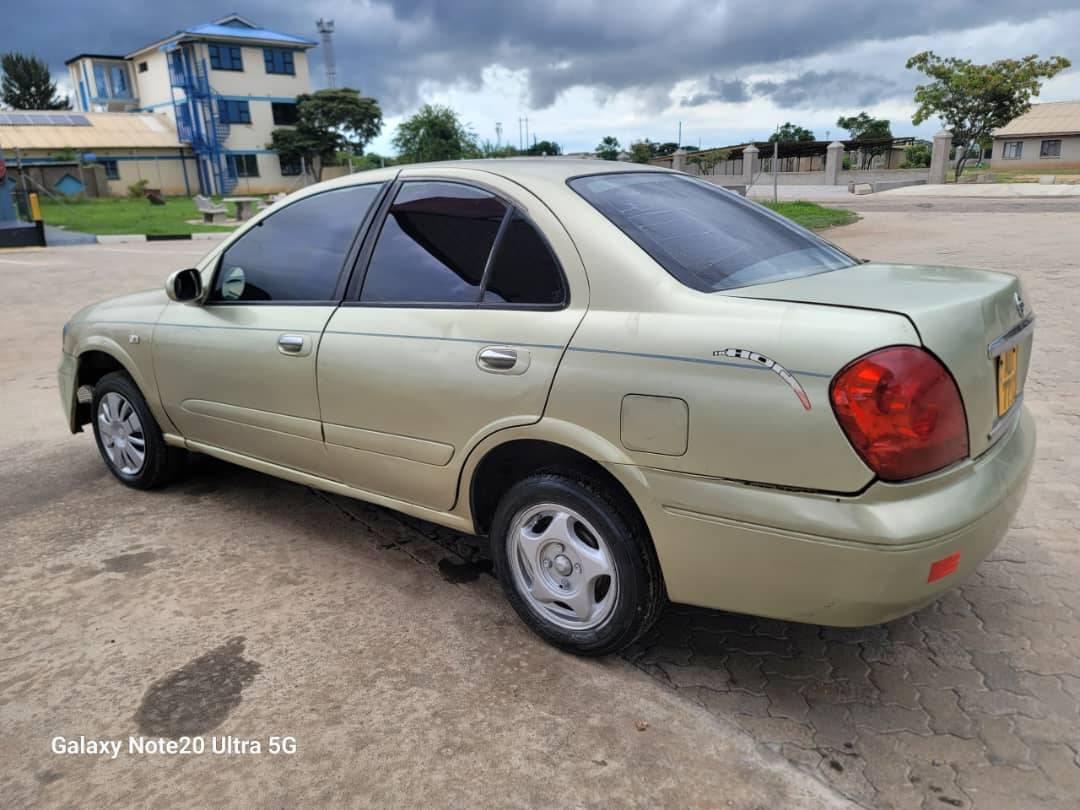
[490,472,665,656]
[91,371,186,489]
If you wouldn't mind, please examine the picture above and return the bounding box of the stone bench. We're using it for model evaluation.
[193,194,228,224]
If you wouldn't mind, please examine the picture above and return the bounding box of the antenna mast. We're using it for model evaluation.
[316,19,337,88]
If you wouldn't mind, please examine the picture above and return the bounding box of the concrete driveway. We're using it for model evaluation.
[3,204,1078,809]
[0,242,847,809]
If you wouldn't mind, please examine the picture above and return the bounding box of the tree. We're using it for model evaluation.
[392,104,480,163]
[1,52,68,109]
[899,142,931,168]
[268,88,382,180]
[628,139,656,163]
[526,139,561,156]
[906,51,1071,179]
[595,135,621,160]
[768,122,815,143]
[836,111,893,168]
[655,142,680,157]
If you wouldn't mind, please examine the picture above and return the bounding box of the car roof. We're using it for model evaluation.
[414,158,672,183]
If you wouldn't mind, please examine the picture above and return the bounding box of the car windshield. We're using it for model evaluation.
[568,172,857,292]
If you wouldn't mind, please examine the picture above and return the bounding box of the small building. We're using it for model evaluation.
[992,101,1080,170]
[0,110,196,197]
[65,14,317,195]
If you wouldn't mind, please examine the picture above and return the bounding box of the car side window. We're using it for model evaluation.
[482,212,566,306]
[360,182,507,304]
[210,184,382,303]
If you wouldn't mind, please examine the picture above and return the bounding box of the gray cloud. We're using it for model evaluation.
[9,0,1080,117]
[752,69,905,108]
[681,77,751,107]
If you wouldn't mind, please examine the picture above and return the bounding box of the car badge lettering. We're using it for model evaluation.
[713,348,812,411]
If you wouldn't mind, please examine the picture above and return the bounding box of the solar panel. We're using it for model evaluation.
[0,111,92,126]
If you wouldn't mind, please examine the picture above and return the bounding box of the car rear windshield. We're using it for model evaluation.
[568,173,857,292]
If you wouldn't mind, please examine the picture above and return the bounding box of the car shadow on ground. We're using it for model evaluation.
[181,455,1068,810]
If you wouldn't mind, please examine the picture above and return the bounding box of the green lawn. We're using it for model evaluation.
[762,201,859,230]
[38,196,240,236]
[950,166,1080,184]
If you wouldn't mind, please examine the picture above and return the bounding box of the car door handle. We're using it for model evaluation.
[478,347,517,369]
[278,334,306,354]
[477,346,530,375]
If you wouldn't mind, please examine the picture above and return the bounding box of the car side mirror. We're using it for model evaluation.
[166,268,203,303]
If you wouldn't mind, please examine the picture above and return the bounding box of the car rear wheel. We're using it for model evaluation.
[491,472,664,656]
[91,371,185,489]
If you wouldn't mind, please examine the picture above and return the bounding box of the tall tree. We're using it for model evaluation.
[393,104,480,163]
[1,52,68,110]
[268,88,382,180]
[906,51,1071,179]
[628,139,656,163]
[768,122,815,143]
[836,112,893,168]
[595,135,621,160]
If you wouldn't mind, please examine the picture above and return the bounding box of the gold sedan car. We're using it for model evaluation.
[59,161,1035,655]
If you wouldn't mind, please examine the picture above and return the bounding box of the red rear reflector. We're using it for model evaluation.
[928,552,961,583]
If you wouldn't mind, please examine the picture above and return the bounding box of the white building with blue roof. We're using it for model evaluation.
[66,14,317,195]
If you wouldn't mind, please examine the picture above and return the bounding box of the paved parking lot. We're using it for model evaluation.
[2,206,1077,809]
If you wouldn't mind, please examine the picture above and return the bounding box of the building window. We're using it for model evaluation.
[278,154,302,176]
[229,154,260,178]
[263,48,295,75]
[217,99,251,124]
[109,65,131,98]
[92,64,108,98]
[137,61,148,73]
[209,44,243,71]
[271,101,299,125]
[1002,141,1022,159]
[99,159,120,180]
[1040,139,1062,159]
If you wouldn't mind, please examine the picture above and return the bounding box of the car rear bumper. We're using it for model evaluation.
[620,406,1035,626]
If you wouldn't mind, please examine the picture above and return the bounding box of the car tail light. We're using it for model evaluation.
[830,346,968,482]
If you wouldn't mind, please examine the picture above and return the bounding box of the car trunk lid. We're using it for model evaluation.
[725,262,1034,458]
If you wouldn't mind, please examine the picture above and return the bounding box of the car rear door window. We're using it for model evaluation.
[482,212,565,306]
[211,184,382,303]
[569,173,856,292]
[360,182,507,304]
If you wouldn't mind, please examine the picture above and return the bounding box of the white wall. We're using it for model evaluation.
[992,136,1080,170]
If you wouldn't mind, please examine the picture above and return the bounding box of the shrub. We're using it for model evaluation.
[127,178,149,199]
[900,143,931,169]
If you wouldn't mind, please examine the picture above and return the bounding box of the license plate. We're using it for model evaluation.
[996,346,1019,416]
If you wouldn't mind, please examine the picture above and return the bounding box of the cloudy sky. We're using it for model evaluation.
[16,0,1080,154]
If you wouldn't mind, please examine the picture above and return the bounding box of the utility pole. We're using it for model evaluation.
[524,117,529,150]
[316,19,337,88]
[773,130,779,204]
[677,121,682,147]
[495,121,502,147]
[518,118,523,151]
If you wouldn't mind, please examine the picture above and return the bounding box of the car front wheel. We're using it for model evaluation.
[490,472,664,656]
[91,371,185,489]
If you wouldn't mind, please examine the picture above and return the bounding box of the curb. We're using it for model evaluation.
[95,232,230,244]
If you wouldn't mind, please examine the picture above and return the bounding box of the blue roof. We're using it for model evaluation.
[127,16,317,56]
[180,22,317,47]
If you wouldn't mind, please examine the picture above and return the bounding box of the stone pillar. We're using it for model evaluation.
[824,141,844,185]
[929,129,952,184]
[742,144,758,185]
[672,148,688,172]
